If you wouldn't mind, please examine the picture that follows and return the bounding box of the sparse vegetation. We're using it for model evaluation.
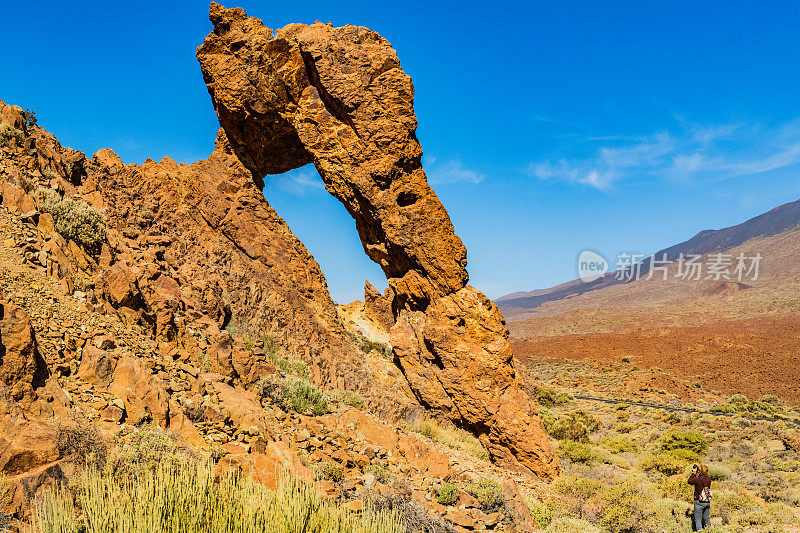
[0,124,24,145]
[315,461,346,482]
[436,483,459,506]
[37,188,106,254]
[54,418,107,467]
[349,331,392,359]
[257,375,330,416]
[364,485,455,533]
[326,389,365,409]
[463,478,504,513]
[365,464,390,484]
[404,418,488,460]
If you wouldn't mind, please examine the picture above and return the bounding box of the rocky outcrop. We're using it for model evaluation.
[196,3,557,478]
[0,294,47,404]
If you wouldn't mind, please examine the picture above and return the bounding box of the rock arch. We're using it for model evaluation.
[197,3,558,478]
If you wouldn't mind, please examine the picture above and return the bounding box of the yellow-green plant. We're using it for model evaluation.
[34,459,403,533]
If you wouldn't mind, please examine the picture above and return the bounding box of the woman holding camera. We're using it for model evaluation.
[688,463,712,529]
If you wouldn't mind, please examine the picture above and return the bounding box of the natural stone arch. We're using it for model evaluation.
[197,3,558,479]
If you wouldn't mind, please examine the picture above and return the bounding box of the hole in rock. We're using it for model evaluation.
[265,165,389,305]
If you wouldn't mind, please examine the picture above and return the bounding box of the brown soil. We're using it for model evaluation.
[512,316,800,405]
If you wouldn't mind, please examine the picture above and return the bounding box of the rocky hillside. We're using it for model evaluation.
[0,2,560,530]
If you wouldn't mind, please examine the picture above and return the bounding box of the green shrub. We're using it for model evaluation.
[258,375,330,415]
[558,441,594,464]
[616,422,635,433]
[707,464,732,481]
[37,188,106,254]
[525,498,554,529]
[553,475,603,500]
[660,429,708,456]
[436,483,459,506]
[315,461,346,483]
[22,108,37,127]
[536,388,575,407]
[55,418,107,466]
[365,465,390,484]
[639,453,689,475]
[34,459,402,533]
[464,478,504,513]
[658,475,695,502]
[541,408,599,442]
[667,448,701,463]
[599,435,639,454]
[326,389,365,410]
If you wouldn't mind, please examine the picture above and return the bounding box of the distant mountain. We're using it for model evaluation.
[496,198,800,318]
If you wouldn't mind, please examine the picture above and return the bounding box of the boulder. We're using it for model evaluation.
[108,355,169,426]
[76,345,116,386]
[0,300,47,403]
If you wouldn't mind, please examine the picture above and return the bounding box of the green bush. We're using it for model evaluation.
[34,459,402,533]
[436,483,459,506]
[525,498,554,529]
[37,188,106,254]
[660,429,708,456]
[315,461,346,483]
[599,435,639,454]
[22,108,37,127]
[541,408,600,442]
[558,441,594,464]
[258,375,330,416]
[326,389,365,410]
[536,388,575,408]
[464,478,505,513]
[639,453,689,475]
[707,464,732,481]
[553,475,603,500]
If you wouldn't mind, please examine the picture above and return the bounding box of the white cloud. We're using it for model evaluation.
[530,119,800,190]
[425,157,485,185]
[269,167,325,196]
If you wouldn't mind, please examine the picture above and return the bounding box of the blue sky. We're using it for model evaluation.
[4,1,800,303]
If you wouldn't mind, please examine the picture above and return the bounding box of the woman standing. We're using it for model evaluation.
[688,463,712,530]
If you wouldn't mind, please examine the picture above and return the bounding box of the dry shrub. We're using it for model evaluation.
[55,418,107,466]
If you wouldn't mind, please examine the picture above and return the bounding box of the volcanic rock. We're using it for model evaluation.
[196,3,557,478]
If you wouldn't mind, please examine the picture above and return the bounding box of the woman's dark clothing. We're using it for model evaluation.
[687,474,712,501]
[688,474,712,529]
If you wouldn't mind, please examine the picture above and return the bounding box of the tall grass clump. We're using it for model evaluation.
[33,459,403,533]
